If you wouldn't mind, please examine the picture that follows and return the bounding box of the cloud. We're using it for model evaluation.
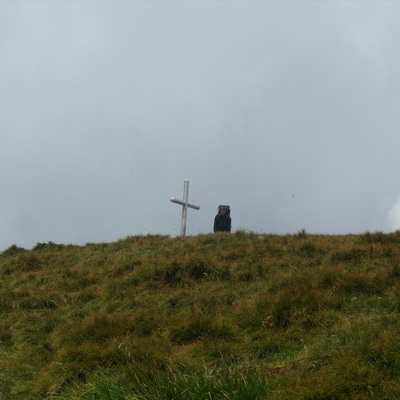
[388,196,400,231]
[1,2,400,250]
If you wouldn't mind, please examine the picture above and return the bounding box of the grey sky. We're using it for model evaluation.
[1,1,400,250]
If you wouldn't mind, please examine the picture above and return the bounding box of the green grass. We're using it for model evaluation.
[1,231,400,399]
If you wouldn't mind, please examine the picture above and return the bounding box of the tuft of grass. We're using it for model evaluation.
[170,317,234,345]
[52,363,273,400]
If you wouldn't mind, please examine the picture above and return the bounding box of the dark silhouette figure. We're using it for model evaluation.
[214,205,231,233]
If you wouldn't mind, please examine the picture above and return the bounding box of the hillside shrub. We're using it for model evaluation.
[360,231,400,244]
[330,248,366,264]
[0,244,26,257]
[12,253,41,272]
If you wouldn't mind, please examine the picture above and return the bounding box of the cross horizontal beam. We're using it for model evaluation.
[170,197,200,210]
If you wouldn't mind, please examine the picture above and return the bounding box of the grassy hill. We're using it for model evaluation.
[1,230,400,399]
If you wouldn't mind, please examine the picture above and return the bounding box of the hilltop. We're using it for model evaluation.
[1,231,400,399]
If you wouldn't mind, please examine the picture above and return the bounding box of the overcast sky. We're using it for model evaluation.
[1,0,400,250]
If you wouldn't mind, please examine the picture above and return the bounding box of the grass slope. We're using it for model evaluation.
[1,231,400,399]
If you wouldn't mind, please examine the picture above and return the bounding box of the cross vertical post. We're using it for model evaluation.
[181,180,189,236]
[170,180,200,236]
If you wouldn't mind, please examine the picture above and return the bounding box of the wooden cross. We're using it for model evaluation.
[170,180,200,236]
